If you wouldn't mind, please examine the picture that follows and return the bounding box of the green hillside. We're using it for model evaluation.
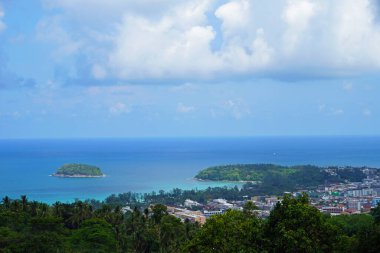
[195,164,368,188]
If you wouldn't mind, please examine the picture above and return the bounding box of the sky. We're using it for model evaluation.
[0,0,380,138]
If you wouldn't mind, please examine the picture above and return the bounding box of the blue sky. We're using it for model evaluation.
[0,0,379,138]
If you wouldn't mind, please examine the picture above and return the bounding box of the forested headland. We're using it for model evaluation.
[195,164,373,189]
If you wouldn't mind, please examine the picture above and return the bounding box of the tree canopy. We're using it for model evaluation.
[1,194,380,252]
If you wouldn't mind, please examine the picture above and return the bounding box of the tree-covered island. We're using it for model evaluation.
[52,163,105,178]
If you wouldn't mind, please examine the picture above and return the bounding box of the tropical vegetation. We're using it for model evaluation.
[54,163,104,177]
[1,194,380,252]
[195,164,370,186]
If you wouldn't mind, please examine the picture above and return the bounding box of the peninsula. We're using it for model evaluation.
[195,164,375,188]
[52,163,105,178]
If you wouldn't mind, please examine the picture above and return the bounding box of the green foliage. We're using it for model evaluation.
[187,209,265,253]
[328,214,374,236]
[327,214,376,253]
[101,186,243,208]
[2,194,380,252]
[151,204,168,224]
[55,163,103,176]
[266,194,338,253]
[330,166,367,182]
[371,203,380,224]
[196,164,369,183]
[243,200,258,215]
[17,217,68,252]
[158,215,187,252]
[0,227,20,251]
[71,218,117,253]
[196,164,296,181]
[195,164,370,194]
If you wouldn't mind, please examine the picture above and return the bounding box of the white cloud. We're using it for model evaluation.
[283,0,316,28]
[38,0,380,82]
[109,16,220,79]
[109,102,130,115]
[215,1,275,72]
[282,0,318,53]
[215,0,251,38]
[39,0,275,81]
[177,103,195,113]
[223,99,251,119]
[36,15,82,58]
[108,0,221,80]
[279,0,380,71]
[331,0,380,68]
[0,4,6,33]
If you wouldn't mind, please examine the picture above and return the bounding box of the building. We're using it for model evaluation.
[321,206,345,215]
[121,206,132,214]
[184,199,202,208]
[206,199,234,210]
[203,210,223,217]
[347,188,374,197]
[167,206,206,225]
[347,189,362,197]
[347,199,361,211]
[372,197,380,208]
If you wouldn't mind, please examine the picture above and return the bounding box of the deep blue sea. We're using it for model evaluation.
[1,136,380,203]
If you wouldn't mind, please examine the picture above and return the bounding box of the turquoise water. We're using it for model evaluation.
[1,137,380,203]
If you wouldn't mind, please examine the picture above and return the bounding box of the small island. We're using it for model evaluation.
[52,163,105,178]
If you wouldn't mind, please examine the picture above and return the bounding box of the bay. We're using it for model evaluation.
[0,136,379,203]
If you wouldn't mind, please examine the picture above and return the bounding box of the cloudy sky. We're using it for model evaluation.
[0,0,379,138]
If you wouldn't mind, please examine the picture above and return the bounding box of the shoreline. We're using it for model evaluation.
[51,173,106,178]
[193,177,258,184]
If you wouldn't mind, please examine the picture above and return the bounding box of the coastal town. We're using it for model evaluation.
[122,167,380,225]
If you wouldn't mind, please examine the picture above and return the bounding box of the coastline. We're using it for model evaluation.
[193,177,258,184]
[51,173,106,178]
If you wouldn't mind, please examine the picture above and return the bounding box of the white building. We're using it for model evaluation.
[184,199,202,208]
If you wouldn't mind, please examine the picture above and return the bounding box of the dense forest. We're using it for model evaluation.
[195,164,370,186]
[1,194,380,252]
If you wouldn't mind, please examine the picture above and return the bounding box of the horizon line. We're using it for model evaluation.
[1,134,380,141]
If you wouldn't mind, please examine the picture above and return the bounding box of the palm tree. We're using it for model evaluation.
[11,200,20,212]
[96,204,112,220]
[68,201,93,228]
[30,201,39,216]
[52,201,62,217]
[2,196,10,209]
[144,207,149,218]
[40,203,49,216]
[21,195,28,212]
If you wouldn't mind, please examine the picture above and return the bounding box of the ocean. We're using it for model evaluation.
[0,136,380,203]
